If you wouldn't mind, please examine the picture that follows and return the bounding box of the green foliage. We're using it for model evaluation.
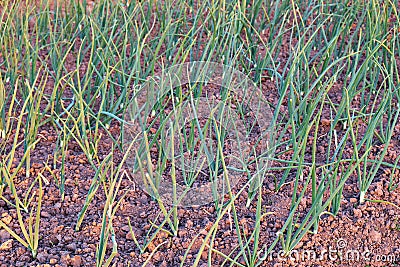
[0,0,399,265]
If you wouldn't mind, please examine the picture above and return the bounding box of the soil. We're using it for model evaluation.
[0,1,400,267]
[1,122,400,267]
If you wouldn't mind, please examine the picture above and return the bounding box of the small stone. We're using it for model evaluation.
[349,198,357,203]
[16,247,26,257]
[208,206,215,213]
[0,230,11,241]
[327,215,335,222]
[178,230,188,237]
[61,253,71,265]
[153,252,162,262]
[186,220,193,228]
[66,243,77,251]
[0,240,12,251]
[268,183,275,191]
[366,206,375,212]
[201,251,207,260]
[72,193,79,201]
[200,229,208,235]
[65,179,74,186]
[147,241,156,252]
[370,229,382,242]
[121,225,130,232]
[353,209,362,218]
[375,188,384,197]
[36,252,47,263]
[294,242,303,249]
[177,209,185,217]
[41,211,51,218]
[126,232,134,240]
[1,213,12,225]
[70,255,82,267]
[53,225,64,234]
[321,119,331,126]
[64,235,73,243]
[182,241,189,249]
